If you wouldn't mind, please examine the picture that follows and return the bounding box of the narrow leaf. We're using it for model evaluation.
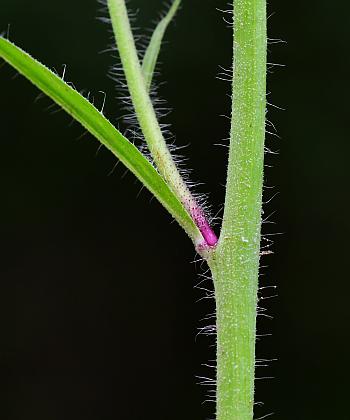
[0,37,200,243]
[142,0,181,92]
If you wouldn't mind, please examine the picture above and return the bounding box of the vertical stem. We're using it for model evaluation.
[210,0,267,419]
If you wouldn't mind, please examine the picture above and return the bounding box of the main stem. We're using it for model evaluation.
[209,1,267,419]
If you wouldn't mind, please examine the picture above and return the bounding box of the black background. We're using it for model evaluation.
[1,1,349,419]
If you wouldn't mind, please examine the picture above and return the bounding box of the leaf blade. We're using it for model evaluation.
[142,0,181,92]
[0,37,200,243]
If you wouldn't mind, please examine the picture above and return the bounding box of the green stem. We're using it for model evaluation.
[209,0,267,419]
[107,0,206,245]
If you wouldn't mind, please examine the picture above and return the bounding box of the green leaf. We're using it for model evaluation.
[0,37,200,243]
[142,0,181,92]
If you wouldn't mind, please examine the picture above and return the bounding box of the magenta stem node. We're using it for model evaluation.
[189,205,218,248]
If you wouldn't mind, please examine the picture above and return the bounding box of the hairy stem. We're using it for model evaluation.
[107,0,217,247]
[210,0,267,419]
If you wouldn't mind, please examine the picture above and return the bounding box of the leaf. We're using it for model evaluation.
[0,37,200,242]
[142,0,181,92]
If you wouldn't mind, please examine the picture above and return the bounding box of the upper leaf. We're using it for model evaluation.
[142,0,181,92]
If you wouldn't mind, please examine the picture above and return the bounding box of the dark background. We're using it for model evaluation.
[1,1,349,419]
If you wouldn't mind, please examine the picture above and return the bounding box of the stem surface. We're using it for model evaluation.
[107,0,217,247]
[210,1,267,419]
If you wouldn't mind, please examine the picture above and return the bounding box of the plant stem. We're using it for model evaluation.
[209,0,267,419]
[107,0,217,247]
